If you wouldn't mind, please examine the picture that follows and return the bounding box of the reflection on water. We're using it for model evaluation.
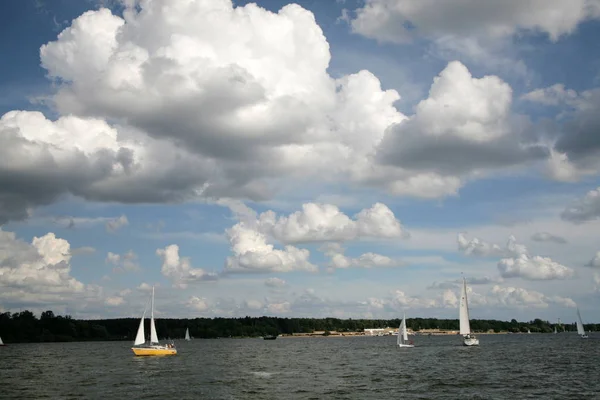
[1,334,598,399]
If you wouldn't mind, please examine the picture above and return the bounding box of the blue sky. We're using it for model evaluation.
[1,0,600,324]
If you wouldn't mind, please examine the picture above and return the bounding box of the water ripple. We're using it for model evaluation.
[0,334,598,399]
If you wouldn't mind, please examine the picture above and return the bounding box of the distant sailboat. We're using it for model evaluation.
[397,314,414,348]
[131,286,177,356]
[0,336,5,346]
[554,326,557,334]
[185,328,191,341]
[576,308,589,339]
[459,277,479,346]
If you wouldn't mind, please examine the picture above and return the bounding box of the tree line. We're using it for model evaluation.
[0,310,595,343]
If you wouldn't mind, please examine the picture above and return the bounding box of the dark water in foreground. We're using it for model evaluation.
[1,333,598,399]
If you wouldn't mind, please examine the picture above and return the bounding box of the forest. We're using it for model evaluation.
[0,310,595,343]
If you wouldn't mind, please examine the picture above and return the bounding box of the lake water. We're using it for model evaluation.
[1,333,598,399]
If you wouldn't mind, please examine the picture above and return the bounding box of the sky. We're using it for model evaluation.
[1,0,600,324]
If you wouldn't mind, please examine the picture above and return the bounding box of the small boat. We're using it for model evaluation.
[397,314,414,348]
[263,335,277,340]
[576,308,589,339]
[459,277,479,346]
[185,328,191,341]
[554,326,557,334]
[131,286,177,356]
[0,336,5,346]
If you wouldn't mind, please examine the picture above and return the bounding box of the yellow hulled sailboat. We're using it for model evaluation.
[131,286,177,356]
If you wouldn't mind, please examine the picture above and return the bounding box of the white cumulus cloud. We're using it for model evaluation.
[156,244,217,287]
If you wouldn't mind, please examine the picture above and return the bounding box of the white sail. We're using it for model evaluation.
[402,315,409,343]
[133,309,146,346]
[397,319,404,345]
[185,328,191,341]
[576,308,586,336]
[0,336,4,345]
[459,278,471,335]
[150,286,159,344]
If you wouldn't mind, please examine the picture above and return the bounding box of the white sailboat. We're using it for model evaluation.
[185,328,191,341]
[397,314,414,348]
[0,336,5,346]
[554,326,557,334]
[131,286,177,356]
[459,277,479,346]
[576,308,589,339]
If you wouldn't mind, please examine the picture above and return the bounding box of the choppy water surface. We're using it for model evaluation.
[1,333,598,399]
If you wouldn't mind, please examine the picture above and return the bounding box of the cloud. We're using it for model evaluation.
[0,228,92,308]
[265,301,291,314]
[497,255,574,281]
[265,277,286,288]
[348,0,600,44]
[257,202,408,244]
[105,250,140,272]
[373,61,547,197]
[458,233,574,280]
[8,1,412,213]
[224,223,317,274]
[594,273,600,292]
[585,251,600,268]
[185,296,210,312]
[561,187,600,223]
[221,201,406,274]
[457,233,526,258]
[71,246,96,256]
[105,215,129,232]
[489,285,576,309]
[521,84,579,106]
[2,0,570,227]
[105,296,125,306]
[428,276,503,290]
[534,88,600,181]
[156,244,217,287]
[530,232,567,244]
[137,282,155,292]
[320,242,403,271]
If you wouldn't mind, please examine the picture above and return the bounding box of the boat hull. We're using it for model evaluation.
[463,336,479,346]
[398,344,414,348]
[132,347,177,356]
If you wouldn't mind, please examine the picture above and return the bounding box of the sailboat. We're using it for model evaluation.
[576,308,589,339]
[397,314,414,348]
[131,286,177,356]
[185,328,191,341]
[554,326,557,334]
[0,336,5,346]
[459,277,479,346]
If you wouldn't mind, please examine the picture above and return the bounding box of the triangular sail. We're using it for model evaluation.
[185,328,191,341]
[459,278,471,335]
[150,286,159,344]
[576,308,586,336]
[133,309,146,346]
[397,318,405,345]
[0,336,4,345]
[402,314,409,342]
